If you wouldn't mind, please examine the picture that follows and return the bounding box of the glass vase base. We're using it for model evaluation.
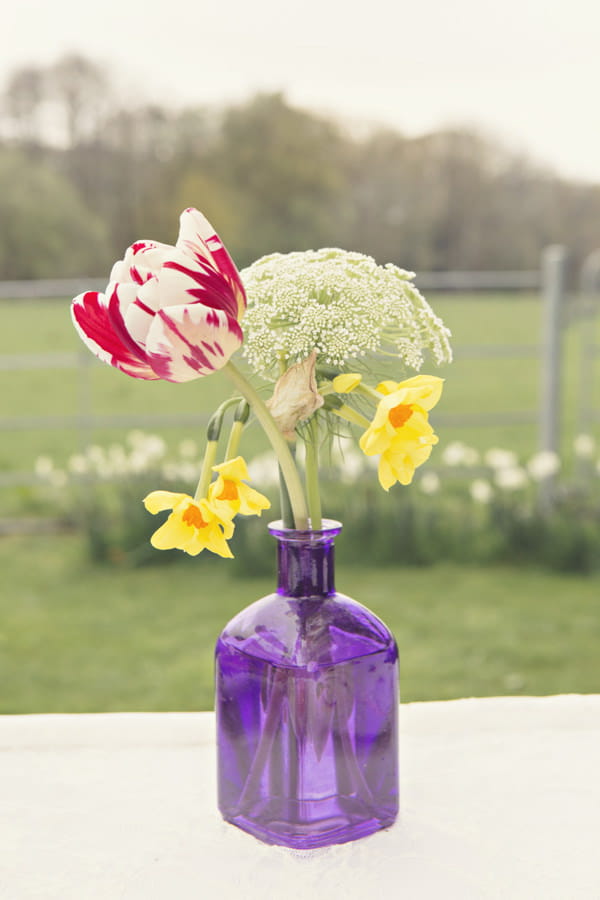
[222,809,397,849]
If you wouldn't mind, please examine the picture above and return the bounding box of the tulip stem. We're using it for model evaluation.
[223,361,309,529]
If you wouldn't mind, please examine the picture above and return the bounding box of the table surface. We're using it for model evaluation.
[1,695,599,900]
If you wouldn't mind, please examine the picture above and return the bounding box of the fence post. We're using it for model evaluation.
[577,250,600,440]
[539,245,567,506]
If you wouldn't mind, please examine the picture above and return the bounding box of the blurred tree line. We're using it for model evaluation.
[1,53,599,279]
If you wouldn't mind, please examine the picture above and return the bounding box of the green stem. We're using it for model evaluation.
[194,439,218,501]
[223,361,309,529]
[305,416,322,530]
[279,464,295,530]
[224,421,244,461]
[357,383,383,402]
[333,404,372,429]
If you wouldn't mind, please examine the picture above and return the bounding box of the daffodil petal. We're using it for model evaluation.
[150,513,195,550]
[375,380,399,396]
[237,484,271,516]
[332,373,362,393]
[212,456,249,481]
[377,456,397,490]
[394,375,444,411]
[143,491,189,514]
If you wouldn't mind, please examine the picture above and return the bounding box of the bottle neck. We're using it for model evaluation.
[269,520,341,600]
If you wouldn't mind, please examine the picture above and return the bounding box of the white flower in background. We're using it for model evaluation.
[484,448,519,470]
[34,456,54,478]
[527,450,560,482]
[126,430,146,448]
[108,444,128,474]
[573,433,595,459]
[68,454,89,475]
[494,466,529,491]
[86,445,106,467]
[123,431,167,472]
[441,441,480,467]
[140,434,166,460]
[128,451,152,474]
[48,469,68,488]
[161,462,198,483]
[330,437,365,484]
[339,451,365,485]
[419,472,441,494]
[470,479,493,503]
[247,451,280,488]
[179,439,198,459]
[180,462,198,482]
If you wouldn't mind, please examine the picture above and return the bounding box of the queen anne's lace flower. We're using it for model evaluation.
[240,249,452,379]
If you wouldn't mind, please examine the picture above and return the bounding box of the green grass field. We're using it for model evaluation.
[2,293,599,713]
[1,533,598,713]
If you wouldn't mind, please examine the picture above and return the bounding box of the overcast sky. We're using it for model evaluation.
[3,0,600,181]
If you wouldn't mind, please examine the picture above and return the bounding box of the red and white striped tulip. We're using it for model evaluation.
[71,208,246,382]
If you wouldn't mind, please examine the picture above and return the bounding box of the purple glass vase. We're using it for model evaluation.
[215,520,399,849]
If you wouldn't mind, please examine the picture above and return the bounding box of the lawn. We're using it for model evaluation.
[1,533,598,713]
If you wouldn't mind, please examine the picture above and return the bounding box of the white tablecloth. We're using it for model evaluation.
[1,696,598,899]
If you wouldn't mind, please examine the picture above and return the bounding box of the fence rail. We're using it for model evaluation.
[0,271,542,301]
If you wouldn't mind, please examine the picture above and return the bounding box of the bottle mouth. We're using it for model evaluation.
[268,519,342,542]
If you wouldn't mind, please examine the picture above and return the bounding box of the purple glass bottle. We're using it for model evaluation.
[215,520,399,849]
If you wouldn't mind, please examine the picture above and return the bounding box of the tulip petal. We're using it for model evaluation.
[145,304,243,382]
[123,277,161,349]
[160,256,240,319]
[177,208,247,318]
[71,290,159,380]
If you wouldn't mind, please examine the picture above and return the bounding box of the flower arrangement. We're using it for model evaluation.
[71,207,452,555]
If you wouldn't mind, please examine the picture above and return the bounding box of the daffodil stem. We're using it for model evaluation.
[357,383,383,402]
[333,404,371,429]
[223,361,309,530]
[305,417,322,530]
[279,465,294,530]
[195,439,218,501]
[224,422,244,461]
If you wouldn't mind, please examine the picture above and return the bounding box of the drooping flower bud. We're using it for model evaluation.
[266,350,324,440]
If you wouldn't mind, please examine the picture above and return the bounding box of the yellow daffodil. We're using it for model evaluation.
[359,375,444,490]
[332,373,362,393]
[208,456,271,520]
[143,491,234,557]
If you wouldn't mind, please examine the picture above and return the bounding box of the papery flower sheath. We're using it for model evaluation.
[359,375,444,490]
[71,208,246,382]
[208,456,271,519]
[143,490,234,557]
[266,351,324,439]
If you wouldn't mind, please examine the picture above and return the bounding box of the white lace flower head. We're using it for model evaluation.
[240,248,452,380]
